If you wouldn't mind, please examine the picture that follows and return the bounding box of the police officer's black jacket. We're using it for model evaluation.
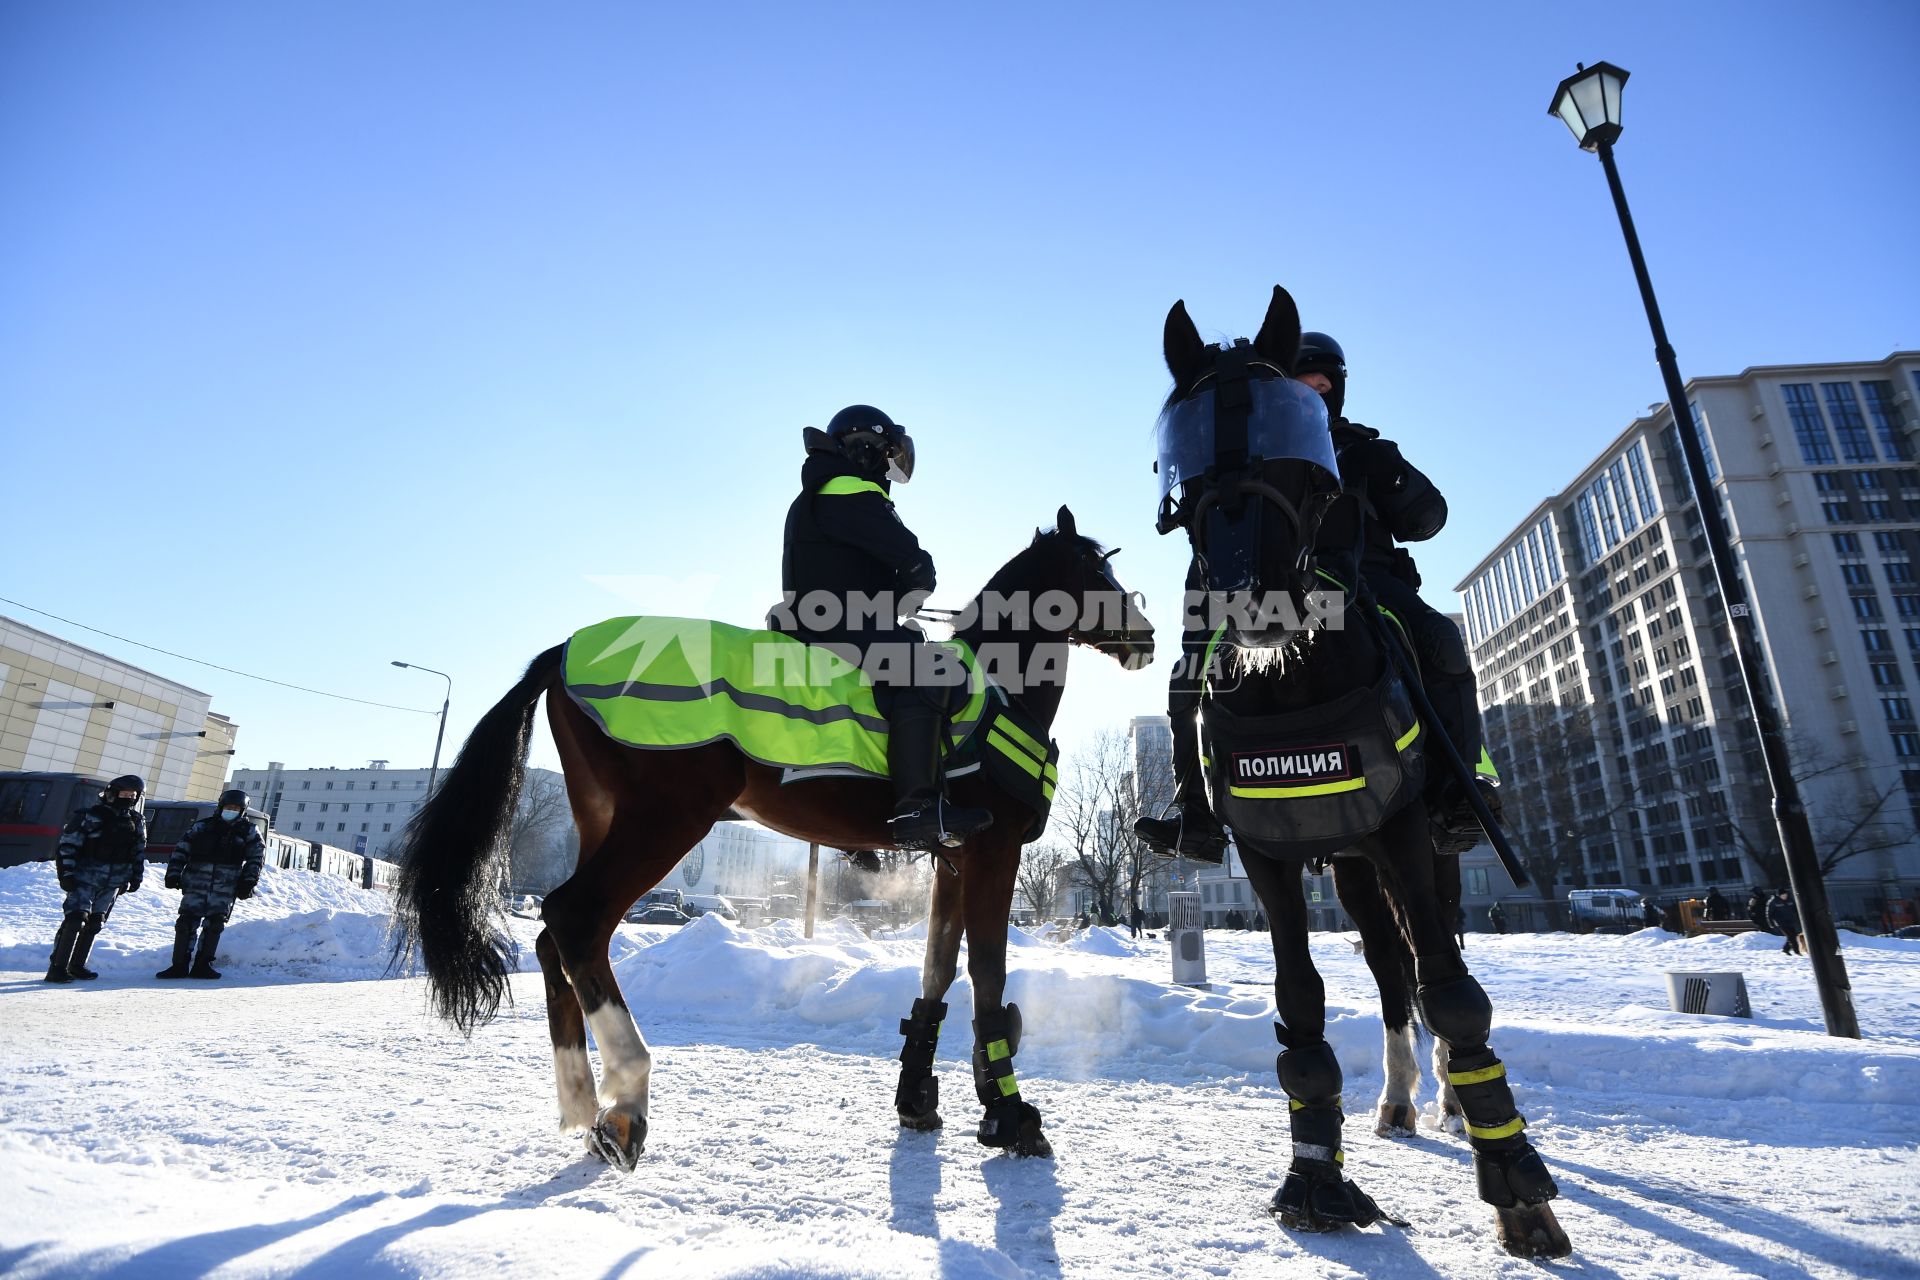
[1322,418,1448,590]
[779,451,933,652]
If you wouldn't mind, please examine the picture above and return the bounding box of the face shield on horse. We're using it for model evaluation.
[389,503,1152,1171]
[1149,287,1570,1259]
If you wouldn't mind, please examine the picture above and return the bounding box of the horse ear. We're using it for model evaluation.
[1056,505,1077,538]
[1253,284,1301,372]
[1163,299,1207,387]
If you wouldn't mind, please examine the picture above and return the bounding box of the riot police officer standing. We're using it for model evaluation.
[46,774,148,982]
[156,788,265,980]
[772,405,993,850]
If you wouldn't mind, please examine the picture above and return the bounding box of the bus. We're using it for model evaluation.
[0,772,108,867]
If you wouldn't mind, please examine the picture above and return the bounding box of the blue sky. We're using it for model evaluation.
[3,2,1915,777]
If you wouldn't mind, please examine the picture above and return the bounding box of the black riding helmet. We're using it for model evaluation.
[104,774,144,808]
[218,788,250,812]
[802,404,916,483]
[1293,332,1348,419]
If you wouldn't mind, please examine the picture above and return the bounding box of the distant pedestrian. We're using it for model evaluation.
[1746,888,1769,930]
[46,775,148,983]
[1705,886,1729,922]
[1488,903,1508,935]
[1767,889,1803,957]
[1642,898,1662,930]
[156,789,265,980]
[1128,904,1142,939]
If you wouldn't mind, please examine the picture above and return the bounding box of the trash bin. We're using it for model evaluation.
[1664,970,1751,1018]
[1168,891,1208,989]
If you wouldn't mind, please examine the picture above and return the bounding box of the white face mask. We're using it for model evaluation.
[220,809,242,822]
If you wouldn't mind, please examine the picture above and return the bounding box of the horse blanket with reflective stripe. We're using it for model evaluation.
[562,616,988,780]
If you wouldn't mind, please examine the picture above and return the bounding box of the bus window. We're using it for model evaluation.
[0,779,57,824]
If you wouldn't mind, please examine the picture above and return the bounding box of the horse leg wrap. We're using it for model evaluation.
[972,1003,1043,1150]
[1417,972,1492,1049]
[1271,1036,1389,1229]
[895,997,947,1123]
[1446,1048,1558,1207]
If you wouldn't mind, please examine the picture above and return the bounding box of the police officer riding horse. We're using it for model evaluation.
[1138,287,1569,1258]
[771,404,993,850]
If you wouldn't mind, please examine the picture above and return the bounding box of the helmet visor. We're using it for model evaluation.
[886,432,915,484]
[1155,378,1337,501]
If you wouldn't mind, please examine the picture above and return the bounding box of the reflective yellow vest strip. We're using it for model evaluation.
[818,476,889,499]
[1396,720,1421,752]
[1230,777,1368,800]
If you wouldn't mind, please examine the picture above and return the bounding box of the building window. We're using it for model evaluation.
[337,823,346,832]
[1843,563,1873,586]
[1823,382,1876,463]
[1865,629,1892,652]
[302,781,311,790]
[1785,384,1838,463]
[296,802,306,812]
[292,822,302,831]
[326,781,334,790]
[345,781,355,791]
[361,822,369,832]
[1854,595,1883,619]
[1862,380,1912,460]
[382,823,392,832]
[1881,697,1914,724]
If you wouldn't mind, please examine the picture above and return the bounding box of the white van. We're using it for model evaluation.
[683,894,737,920]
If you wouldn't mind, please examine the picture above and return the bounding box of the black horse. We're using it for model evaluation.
[1153,287,1569,1258]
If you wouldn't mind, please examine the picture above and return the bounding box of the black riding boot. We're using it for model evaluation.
[190,918,226,979]
[1132,708,1227,863]
[45,911,85,983]
[156,915,198,979]
[67,912,107,980]
[885,700,992,850]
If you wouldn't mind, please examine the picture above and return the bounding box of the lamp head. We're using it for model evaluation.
[1549,61,1629,152]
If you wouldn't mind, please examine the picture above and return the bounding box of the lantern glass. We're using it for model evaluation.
[1549,62,1631,150]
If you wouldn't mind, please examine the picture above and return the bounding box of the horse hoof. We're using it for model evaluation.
[586,1109,647,1171]
[1496,1203,1572,1258]
[978,1100,1050,1157]
[897,1108,944,1132]
[1375,1102,1419,1137]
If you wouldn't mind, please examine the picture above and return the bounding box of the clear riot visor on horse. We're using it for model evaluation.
[1154,376,1337,504]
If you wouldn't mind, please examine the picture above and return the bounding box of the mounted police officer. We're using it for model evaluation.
[46,774,148,982]
[772,405,992,850]
[1290,333,1495,849]
[1137,331,1495,858]
[156,788,265,980]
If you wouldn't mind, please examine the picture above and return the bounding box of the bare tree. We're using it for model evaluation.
[1722,740,1910,886]
[1052,729,1144,924]
[508,770,574,894]
[1016,843,1067,921]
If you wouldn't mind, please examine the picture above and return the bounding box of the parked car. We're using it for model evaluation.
[509,894,543,920]
[1895,924,1920,940]
[683,894,737,920]
[625,904,691,926]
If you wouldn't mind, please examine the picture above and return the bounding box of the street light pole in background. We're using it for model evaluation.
[1548,62,1860,1038]
[391,660,452,795]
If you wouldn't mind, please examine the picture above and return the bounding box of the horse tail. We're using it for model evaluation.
[391,644,564,1035]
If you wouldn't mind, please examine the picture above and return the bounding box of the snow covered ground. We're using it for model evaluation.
[3,862,1918,1278]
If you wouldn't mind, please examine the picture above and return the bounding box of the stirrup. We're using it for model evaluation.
[889,796,992,850]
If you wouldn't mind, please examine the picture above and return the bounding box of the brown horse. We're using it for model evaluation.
[392,507,1152,1169]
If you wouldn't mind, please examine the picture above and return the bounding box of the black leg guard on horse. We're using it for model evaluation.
[971,1003,1049,1156]
[1270,1035,1397,1230]
[895,996,946,1130]
[1418,968,1559,1211]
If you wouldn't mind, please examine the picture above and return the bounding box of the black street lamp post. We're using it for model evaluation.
[1549,62,1861,1039]
[392,660,453,796]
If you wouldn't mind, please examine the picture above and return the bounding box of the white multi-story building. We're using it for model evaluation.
[664,821,812,902]
[2,614,238,800]
[1457,353,1920,926]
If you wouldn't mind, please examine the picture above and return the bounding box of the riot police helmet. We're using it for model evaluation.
[104,774,145,808]
[218,788,251,812]
[824,404,916,483]
[1293,331,1348,418]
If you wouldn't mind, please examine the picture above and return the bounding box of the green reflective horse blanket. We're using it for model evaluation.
[561,616,991,781]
